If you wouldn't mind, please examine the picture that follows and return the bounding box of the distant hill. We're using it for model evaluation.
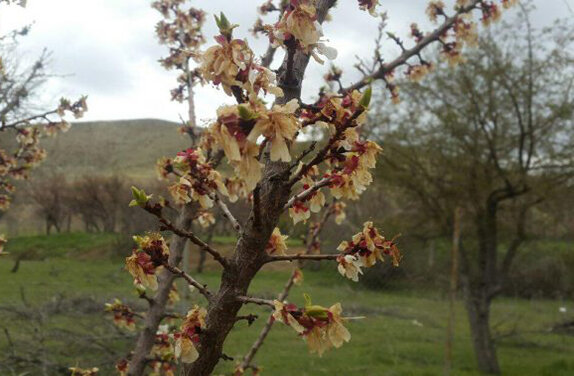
[32,119,190,178]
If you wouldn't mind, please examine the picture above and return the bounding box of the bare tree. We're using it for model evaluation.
[0,1,87,241]
[28,174,72,234]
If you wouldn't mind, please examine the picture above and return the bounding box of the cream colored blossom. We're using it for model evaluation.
[196,211,216,228]
[248,99,300,162]
[200,38,253,95]
[326,303,351,348]
[289,201,311,224]
[337,254,363,282]
[69,367,99,376]
[175,306,207,363]
[358,0,380,16]
[272,300,305,333]
[246,65,284,100]
[266,227,289,255]
[0,234,6,255]
[333,201,346,225]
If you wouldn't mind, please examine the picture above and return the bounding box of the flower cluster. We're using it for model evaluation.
[336,222,402,281]
[0,96,87,213]
[206,98,302,191]
[174,306,207,363]
[149,325,177,375]
[68,367,99,376]
[152,0,206,102]
[248,99,300,162]
[115,359,128,376]
[105,299,137,331]
[200,35,253,96]
[200,18,284,101]
[125,233,170,290]
[165,147,228,209]
[266,0,337,63]
[284,89,380,224]
[272,295,351,356]
[358,0,380,16]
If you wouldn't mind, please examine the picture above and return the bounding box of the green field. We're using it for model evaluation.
[0,234,573,375]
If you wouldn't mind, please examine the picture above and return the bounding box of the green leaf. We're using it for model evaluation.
[359,86,372,109]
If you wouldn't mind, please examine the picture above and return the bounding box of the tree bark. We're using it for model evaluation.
[183,2,336,374]
[462,201,501,374]
[465,291,500,374]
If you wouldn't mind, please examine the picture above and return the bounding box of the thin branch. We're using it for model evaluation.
[161,263,212,299]
[237,296,275,308]
[145,205,228,267]
[342,0,482,93]
[289,109,365,185]
[212,192,242,234]
[235,314,259,326]
[283,177,331,210]
[265,253,339,264]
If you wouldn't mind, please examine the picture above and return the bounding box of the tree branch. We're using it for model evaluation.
[144,206,228,267]
[236,296,275,307]
[212,192,242,234]
[162,263,212,299]
[283,177,331,210]
[264,253,339,264]
[342,0,483,93]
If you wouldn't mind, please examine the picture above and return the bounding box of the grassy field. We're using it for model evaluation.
[0,234,573,375]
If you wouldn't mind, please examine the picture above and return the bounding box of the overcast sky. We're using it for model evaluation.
[0,0,571,123]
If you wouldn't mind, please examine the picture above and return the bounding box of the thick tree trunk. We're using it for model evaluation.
[465,292,500,374]
[461,200,501,374]
[184,163,291,376]
[183,3,336,374]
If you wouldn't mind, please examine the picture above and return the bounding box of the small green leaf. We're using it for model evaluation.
[359,86,372,109]
[304,293,312,307]
[238,105,257,121]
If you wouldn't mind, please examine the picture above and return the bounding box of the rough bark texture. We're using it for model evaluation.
[465,291,500,374]
[183,2,336,375]
[127,205,195,376]
[460,201,501,375]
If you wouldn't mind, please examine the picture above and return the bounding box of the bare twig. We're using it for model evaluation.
[237,296,275,308]
[146,207,228,267]
[235,314,259,326]
[212,192,242,234]
[161,263,212,299]
[342,0,483,93]
[265,253,339,263]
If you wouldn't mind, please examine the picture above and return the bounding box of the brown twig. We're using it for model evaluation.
[264,253,339,264]
[236,296,275,308]
[341,0,483,93]
[212,192,242,234]
[146,207,228,267]
[162,263,212,299]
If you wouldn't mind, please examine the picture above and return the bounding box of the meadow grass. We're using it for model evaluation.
[0,234,572,375]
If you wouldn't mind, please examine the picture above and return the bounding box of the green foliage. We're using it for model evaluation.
[3,232,118,260]
[0,234,573,375]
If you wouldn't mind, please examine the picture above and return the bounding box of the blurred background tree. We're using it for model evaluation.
[369,6,574,373]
